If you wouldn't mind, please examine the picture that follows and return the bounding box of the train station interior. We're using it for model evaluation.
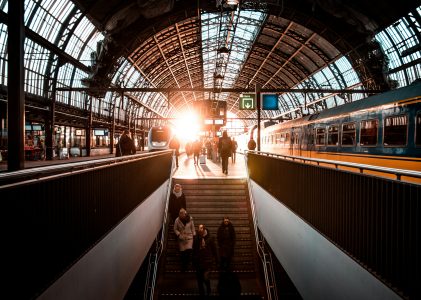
[1,1,420,299]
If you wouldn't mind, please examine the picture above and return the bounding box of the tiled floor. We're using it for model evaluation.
[173,152,247,179]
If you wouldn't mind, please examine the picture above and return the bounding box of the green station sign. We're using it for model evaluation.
[239,93,256,110]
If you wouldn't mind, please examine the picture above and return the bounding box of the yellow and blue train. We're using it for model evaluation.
[238,81,421,172]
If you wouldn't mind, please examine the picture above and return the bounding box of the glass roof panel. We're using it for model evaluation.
[25,0,75,43]
[375,6,421,87]
[201,9,266,98]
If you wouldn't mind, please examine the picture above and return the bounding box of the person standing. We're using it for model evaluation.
[169,183,186,222]
[169,135,180,167]
[218,131,232,175]
[231,137,238,163]
[247,137,257,151]
[119,129,136,155]
[174,208,195,272]
[193,224,218,297]
[217,216,236,271]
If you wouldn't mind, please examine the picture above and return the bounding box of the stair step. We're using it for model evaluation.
[182,184,246,190]
[157,179,266,299]
[174,179,246,185]
[187,195,247,201]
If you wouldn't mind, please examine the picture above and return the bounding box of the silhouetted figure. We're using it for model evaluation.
[217,216,236,271]
[231,137,238,163]
[192,139,201,165]
[193,224,218,296]
[169,135,180,167]
[218,131,232,175]
[119,129,136,156]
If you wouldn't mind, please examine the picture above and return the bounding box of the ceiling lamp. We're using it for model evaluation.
[214,73,224,86]
[218,46,230,54]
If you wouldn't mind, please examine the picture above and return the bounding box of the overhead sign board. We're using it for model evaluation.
[262,94,279,110]
[239,93,256,110]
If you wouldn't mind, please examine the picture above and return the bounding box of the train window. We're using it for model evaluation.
[280,133,285,143]
[285,133,290,144]
[327,125,339,146]
[360,119,378,146]
[341,122,356,146]
[416,113,421,146]
[275,133,281,144]
[384,115,407,146]
[315,128,326,145]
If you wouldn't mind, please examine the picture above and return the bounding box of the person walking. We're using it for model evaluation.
[193,224,218,297]
[217,216,236,271]
[169,183,186,222]
[119,129,136,156]
[218,131,232,175]
[174,208,195,272]
[169,135,180,167]
[192,139,201,165]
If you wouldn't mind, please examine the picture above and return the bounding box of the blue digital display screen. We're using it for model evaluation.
[262,94,278,110]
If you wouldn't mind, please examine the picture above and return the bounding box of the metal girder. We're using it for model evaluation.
[0,11,90,73]
[56,87,382,94]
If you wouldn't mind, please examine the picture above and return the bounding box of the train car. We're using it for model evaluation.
[148,125,173,151]
[239,81,421,172]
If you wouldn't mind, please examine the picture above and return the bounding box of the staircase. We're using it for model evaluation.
[155,178,266,299]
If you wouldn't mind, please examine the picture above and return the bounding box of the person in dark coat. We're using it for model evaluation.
[169,184,186,222]
[217,216,236,271]
[193,224,218,296]
[119,129,136,155]
[218,130,232,175]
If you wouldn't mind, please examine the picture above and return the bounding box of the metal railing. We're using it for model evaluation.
[251,150,421,182]
[144,151,177,300]
[244,151,278,300]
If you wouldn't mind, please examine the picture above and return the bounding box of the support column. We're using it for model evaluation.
[7,0,25,171]
[256,83,261,151]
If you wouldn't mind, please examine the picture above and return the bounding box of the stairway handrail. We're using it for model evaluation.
[144,153,177,300]
[244,151,278,300]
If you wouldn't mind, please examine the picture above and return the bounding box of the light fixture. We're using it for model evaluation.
[226,0,239,5]
[214,73,224,86]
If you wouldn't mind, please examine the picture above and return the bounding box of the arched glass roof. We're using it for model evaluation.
[0,0,419,131]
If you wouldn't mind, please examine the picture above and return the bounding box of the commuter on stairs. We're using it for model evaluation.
[193,224,218,297]
[217,216,236,271]
[174,208,195,272]
[169,183,186,223]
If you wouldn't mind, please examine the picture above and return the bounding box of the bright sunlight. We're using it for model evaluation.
[173,111,201,142]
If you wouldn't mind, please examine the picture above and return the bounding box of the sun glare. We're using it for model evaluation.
[173,112,200,142]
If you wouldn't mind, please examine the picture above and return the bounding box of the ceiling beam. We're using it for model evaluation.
[57,87,382,94]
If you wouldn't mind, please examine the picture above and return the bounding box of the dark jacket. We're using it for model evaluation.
[169,192,186,221]
[120,134,136,155]
[169,137,180,155]
[218,136,232,157]
[193,229,218,271]
[217,221,236,258]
